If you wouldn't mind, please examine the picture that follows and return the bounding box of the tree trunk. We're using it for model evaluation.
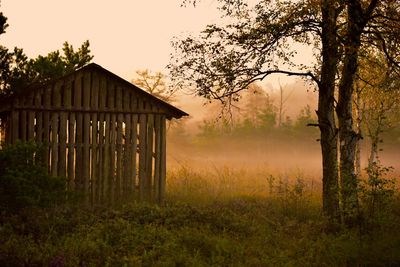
[336,0,371,225]
[319,0,340,220]
[354,82,363,178]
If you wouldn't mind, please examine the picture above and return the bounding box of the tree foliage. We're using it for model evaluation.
[0,12,93,95]
[132,69,177,103]
[170,0,400,221]
[0,41,93,95]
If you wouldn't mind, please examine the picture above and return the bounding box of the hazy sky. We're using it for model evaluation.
[1,0,221,78]
[1,0,316,119]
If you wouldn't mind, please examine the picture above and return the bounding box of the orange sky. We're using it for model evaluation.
[1,0,316,119]
[1,0,220,75]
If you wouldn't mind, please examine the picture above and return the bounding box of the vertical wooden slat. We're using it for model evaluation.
[34,90,43,143]
[109,83,116,205]
[51,82,61,177]
[103,112,110,203]
[124,112,132,198]
[74,73,83,191]
[11,98,19,144]
[43,86,51,168]
[59,82,67,178]
[98,76,107,202]
[65,78,75,190]
[123,89,131,198]
[116,86,123,201]
[82,71,91,203]
[27,92,35,141]
[146,114,154,201]
[91,71,99,204]
[139,113,147,201]
[159,115,167,203]
[20,106,27,142]
[131,114,138,198]
[154,115,162,203]
[5,116,11,144]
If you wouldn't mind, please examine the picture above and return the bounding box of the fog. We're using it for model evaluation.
[166,80,400,180]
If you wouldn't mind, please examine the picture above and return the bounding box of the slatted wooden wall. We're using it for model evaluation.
[4,69,167,205]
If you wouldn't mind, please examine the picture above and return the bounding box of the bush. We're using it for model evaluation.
[0,142,67,213]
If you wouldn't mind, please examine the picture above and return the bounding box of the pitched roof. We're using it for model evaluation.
[1,63,188,119]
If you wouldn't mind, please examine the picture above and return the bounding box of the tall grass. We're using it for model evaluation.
[166,164,321,205]
[1,161,399,266]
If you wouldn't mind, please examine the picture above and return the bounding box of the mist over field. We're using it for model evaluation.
[167,80,400,180]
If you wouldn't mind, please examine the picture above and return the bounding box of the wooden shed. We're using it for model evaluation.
[0,63,188,205]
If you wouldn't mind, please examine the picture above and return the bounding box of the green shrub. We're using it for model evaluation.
[0,142,67,213]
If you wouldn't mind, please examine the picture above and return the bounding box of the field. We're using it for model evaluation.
[1,136,400,266]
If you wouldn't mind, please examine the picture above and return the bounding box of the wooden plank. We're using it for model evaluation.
[68,113,75,189]
[27,92,35,141]
[59,82,67,178]
[154,115,161,203]
[122,89,131,198]
[21,109,27,142]
[82,71,91,204]
[11,98,20,144]
[74,73,83,191]
[34,90,43,143]
[115,86,123,201]
[65,78,75,190]
[103,113,110,204]
[146,114,154,202]
[131,114,138,198]
[98,76,107,202]
[51,82,61,177]
[91,71,99,204]
[108,83,116,205]
[159,115,167,203]
[124,112,132,198]
[43,86,51,168]
[5,116,11,144]
[138,113,147,201]
[110,113,116,205]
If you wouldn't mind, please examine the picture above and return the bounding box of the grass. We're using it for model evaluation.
[1,165,400,266]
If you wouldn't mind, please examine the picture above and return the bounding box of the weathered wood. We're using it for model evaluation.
[21,109,27,142]
[10,106,169,115]
[51,82,61,177]
[98,76,107,202]
[159,115,167,203]
[123,89,131,198]
[65,79,75,190]
[116,86,123,200]
[5,117,11,144]
[146,114,154,201]
[82,71,91,203]
[108,83,116,205]
[91,72,99,204]
[74,73,83,191]
[27,92,35,141]
[131,114,138,197]
[139,113,147,201]
[43,86,51,168]
[103,113,110,203]
[11,98,20,144]
[124,113,132,197]
[154,115,162,202]
[0,66,181,206]
[59,82,67,178]
[34,90,43,143]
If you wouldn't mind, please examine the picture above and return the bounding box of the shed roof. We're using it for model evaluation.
[0,63,188,119]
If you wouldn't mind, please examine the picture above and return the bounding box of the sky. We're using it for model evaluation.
[0,0,316,120]
[1,0,221,77]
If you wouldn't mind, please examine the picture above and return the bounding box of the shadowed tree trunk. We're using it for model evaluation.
[337,0,378,225]
[318,0,340,220]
